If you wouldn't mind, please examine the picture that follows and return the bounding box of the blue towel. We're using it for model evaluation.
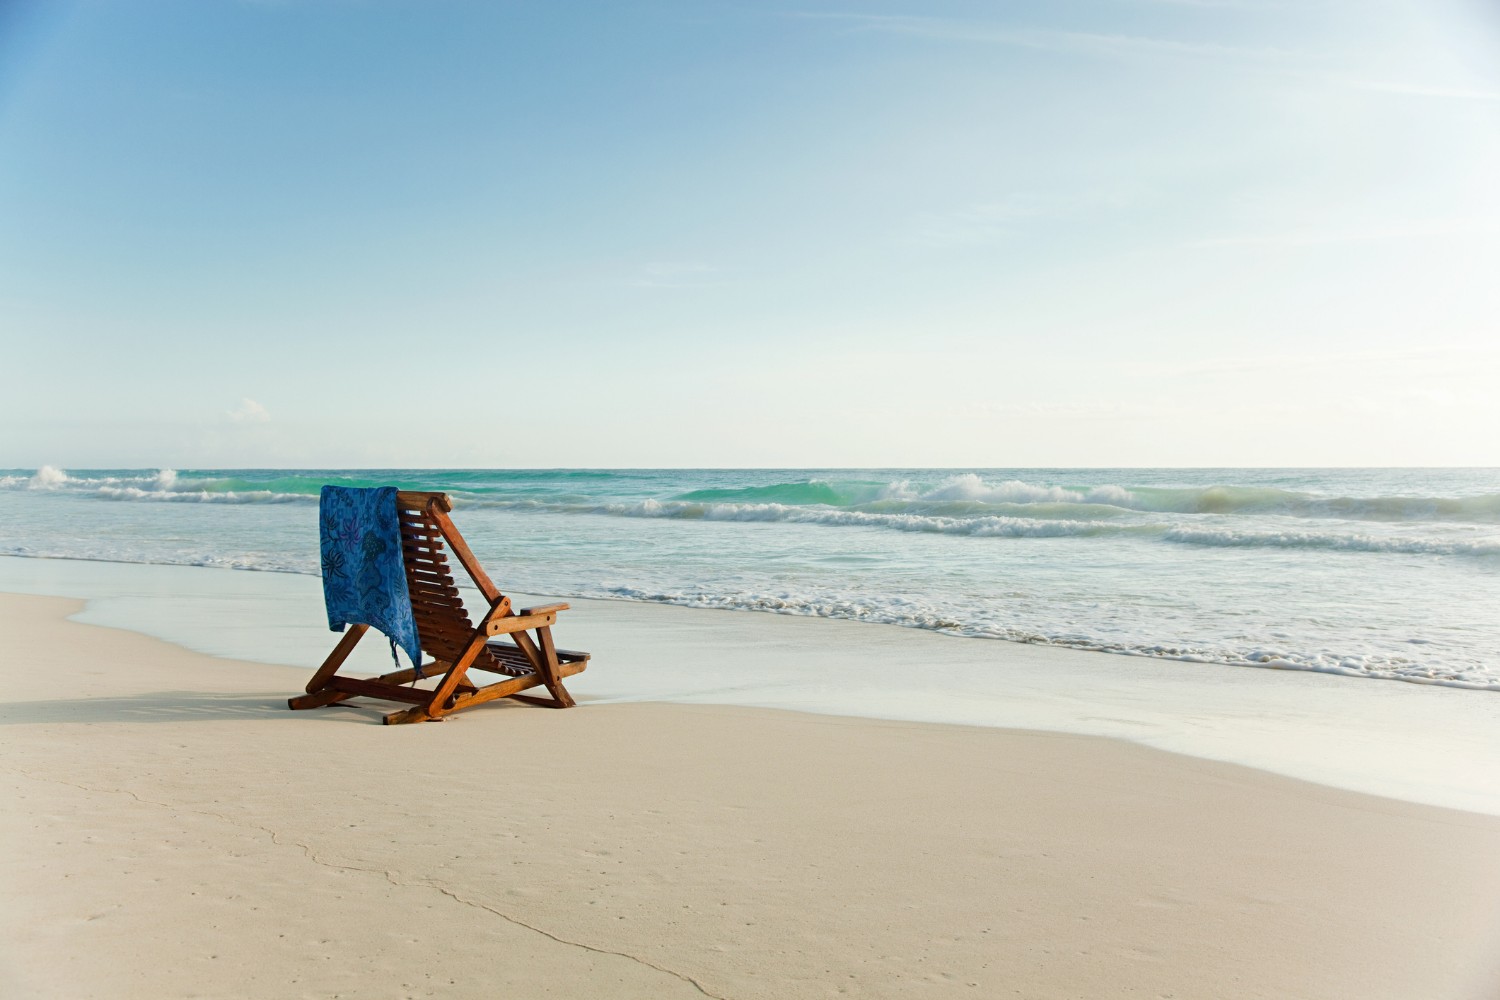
[319,486,423,675]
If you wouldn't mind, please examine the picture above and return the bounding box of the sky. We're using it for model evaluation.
[1,0,1498,468]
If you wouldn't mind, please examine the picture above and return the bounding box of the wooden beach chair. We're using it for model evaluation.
[289,490,589,724]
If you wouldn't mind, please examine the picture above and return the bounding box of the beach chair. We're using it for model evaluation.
[289,490,589,724]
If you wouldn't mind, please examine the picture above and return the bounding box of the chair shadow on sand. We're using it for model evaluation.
[0,691,384,726]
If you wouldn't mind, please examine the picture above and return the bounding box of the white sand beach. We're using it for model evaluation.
[4,590,1499,999]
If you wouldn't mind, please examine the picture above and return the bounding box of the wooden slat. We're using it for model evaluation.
[405,578,456,593]
[371,662,443,686]
[413,617,472,638]
[413,598,468,616]
[289,645,436,710]
[413,600,468,617]
[385,670,548,721]
[408,581,461,600]
[288,686,353,711]
[413,603,468,621]
[328,676,431,704]
[409,590,464,609]
[396,490,452,512]
[408,585,459,602]
[406,572,457,589]
[407,573,459,589]
[410,597,462,613]
[413,605,468,622]
[411,602,464,618]
[416,629,467,649]
[412,605,463,620]
[414,616,471,637]
[414,619,466,634]
[447,672,545,708]
[475,644,534,677]
[485,642,589,672]
[413,626,475,651]
[483,640,584,664]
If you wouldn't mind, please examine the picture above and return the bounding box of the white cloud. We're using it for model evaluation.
[1190,218,1500,248]
[1125,344,1500,379]
[227,397,271,423]
[793,12,1310,63]
[1341,79,1500,103]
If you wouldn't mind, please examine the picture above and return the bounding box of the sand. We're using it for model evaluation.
[3,592,1499,999]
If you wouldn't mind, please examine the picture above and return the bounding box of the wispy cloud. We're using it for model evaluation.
[227,397,271,423]
[947,398,1185,421]
[791,11,1310,63]
[1340,79,1500,103]
[1133,0,1276,7]
[907,188,1144,249]
[1126,344,1500,380]
[797,10,1499,108]
[1191,218,1500,249]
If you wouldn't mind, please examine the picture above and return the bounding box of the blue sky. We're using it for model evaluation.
[2,0,1497,467]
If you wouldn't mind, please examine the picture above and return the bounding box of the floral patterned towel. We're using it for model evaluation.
[319,485,423,673]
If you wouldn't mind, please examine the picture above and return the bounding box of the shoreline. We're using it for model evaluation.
[1,554,1498,816]
[11,549,1497,692]
[3,592,1499,998]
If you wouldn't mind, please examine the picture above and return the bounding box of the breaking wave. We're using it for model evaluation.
[598,586,1500,691]
[1165,527,1500,558]
[4,468,1498,558]
[5,467,1497,523]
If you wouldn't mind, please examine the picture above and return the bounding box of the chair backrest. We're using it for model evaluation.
[395,491,483,666]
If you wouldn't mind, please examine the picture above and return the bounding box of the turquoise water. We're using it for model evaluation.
[3,466,1498,689]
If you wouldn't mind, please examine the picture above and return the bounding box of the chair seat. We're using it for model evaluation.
[482,641,591,678]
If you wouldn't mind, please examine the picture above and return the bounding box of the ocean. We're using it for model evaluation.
[3,466,1497,692]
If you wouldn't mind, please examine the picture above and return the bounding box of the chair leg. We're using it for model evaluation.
[504,627,576,707]
[534,626,577,708]
[391,630,490,723]
[383,704,434,725]
[290,624,369,709]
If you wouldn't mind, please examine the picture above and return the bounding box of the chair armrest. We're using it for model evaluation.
[518,602,570,616]
[486,610,561,635]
